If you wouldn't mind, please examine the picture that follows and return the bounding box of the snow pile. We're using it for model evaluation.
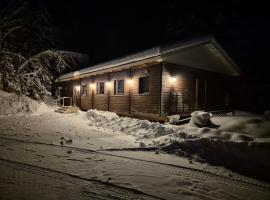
[0,90,47,116]
[85,109,269,143]
[218,118,270,140]
[86,109,174,138]
[167,114,180,124]
[188,111,212,127]
[264,110,270,120]
[188,111,219,128]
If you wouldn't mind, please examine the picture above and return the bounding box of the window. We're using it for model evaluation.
[139,76,149,94]
[81,84,87,96]
[96,82,105,95]
[114,80,124,95]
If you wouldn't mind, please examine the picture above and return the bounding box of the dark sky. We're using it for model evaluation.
[43,0,269,79]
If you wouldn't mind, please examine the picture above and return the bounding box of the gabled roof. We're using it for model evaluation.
[57,36,240,82]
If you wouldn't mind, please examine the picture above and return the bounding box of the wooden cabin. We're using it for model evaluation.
[56,37,240,120]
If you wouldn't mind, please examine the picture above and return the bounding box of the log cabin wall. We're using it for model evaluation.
[161,62,232,117]
[78,63,162,119]
[109,70,130,114]
[91,74,109,111]
[58,62,231,119]
[130,63,162,119]
[161,63,197,116]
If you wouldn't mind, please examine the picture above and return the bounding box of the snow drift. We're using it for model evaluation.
[86,109,174,139]
[85,109,270,142]
[85,109,270,181]
[0,90,47,116]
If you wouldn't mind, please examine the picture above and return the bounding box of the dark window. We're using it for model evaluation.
[97,82,105,95]
[114,80,124,95]
[139,76,149,94]
[81,84,87,96]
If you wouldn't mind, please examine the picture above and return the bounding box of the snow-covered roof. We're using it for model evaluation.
[57,36,240,82]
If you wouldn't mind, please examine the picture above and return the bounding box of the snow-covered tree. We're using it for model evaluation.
[0,0,81,99]
[0,50,78,99]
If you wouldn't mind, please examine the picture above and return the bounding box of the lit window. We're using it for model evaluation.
[96,82,105,95]
[81,84,87,96]
[114,80,124,95]
[139,76,149,94]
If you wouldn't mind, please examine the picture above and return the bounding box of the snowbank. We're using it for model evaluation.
[188,111,219,128]
[85,109,270,143]
[0,90,48,116]
[86,109,174,139]
[219,118,270,140]
[85,109,270,181]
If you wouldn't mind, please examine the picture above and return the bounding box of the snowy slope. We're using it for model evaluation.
[0,90,48,116]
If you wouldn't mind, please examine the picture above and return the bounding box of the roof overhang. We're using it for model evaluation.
[56,37,240,82]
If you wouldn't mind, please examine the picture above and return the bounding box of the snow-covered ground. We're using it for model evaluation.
[0,90,270,199]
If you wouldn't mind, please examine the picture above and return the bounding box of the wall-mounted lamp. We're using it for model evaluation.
[75,85,80,92]
[90,83,95,89]
[127,79,133,85]
[170,76,177,83]
[106,81,112,88]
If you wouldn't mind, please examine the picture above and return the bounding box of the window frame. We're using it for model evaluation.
[138,76,150,95]
[81,84,87,96]
[96,81,105,95]
[114,79,125,95]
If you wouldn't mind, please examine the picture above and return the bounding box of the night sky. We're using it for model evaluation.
[43,1,270,79]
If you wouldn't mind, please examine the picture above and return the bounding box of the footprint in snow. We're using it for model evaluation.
[25,149,35,152]
[66,150,73,154]
[36,154,45,158]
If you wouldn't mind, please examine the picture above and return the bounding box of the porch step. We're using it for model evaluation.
[54,106,80,114]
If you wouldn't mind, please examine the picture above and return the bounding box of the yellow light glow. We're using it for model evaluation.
[170,76,176,83]
[106,81,112,87]
[90,83,95,89]
[127,79,132,85]
[75,85,80,91]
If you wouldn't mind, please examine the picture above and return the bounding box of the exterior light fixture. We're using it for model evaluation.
[127,79,132,85]
[106,81,112,87]
[90,83,95,89]
[75,85,80,92]
[170,76,177,83]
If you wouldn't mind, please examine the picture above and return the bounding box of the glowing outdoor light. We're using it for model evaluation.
[127,79,133,85]
[170,76,176,83]
[106,81,112,87]
[75,85,80,92]
[90,83,95,89]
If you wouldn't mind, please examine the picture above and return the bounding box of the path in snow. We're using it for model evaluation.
[0,137,269,200]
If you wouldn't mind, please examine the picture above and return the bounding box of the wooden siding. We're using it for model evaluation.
[58,62,231,119]
[78,64,162,119]
[161,63,196,116]
[129,64,161,118]
[108,70,130,114]
[161,62,231,116]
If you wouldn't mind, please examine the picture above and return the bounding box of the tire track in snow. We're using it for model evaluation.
[0,158,163,200]
[0,136,268,189]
